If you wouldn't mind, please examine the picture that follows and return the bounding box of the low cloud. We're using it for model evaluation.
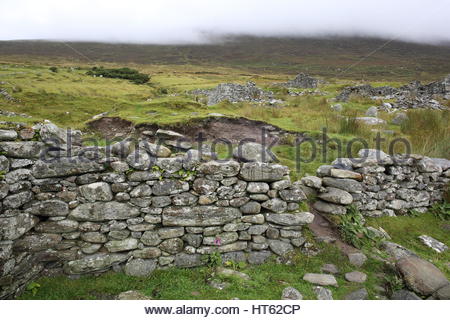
[1,0,449,44]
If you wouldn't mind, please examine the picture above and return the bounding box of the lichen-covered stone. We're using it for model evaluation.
[69,201,139,221]
[162,206,241,226]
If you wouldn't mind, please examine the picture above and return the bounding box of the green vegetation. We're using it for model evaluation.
[338,206,379,249]
[18,242,386,300]
[86,66,150,84]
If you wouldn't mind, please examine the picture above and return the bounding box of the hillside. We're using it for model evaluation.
[1,36,450,80]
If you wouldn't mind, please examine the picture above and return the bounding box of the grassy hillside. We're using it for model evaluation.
[2,36,450,80]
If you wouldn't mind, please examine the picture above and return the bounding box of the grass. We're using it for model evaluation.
[18,241,386,300]
[367,212,450,278]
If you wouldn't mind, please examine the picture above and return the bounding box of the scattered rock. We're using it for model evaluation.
[124,259,157,277]
[313,286,333,300]
[321,264,339,274]
[303,273,338,287]
[418,235,448,253]
[345,271,367,283]
[347,252,367,267]
[345,288,368,300]
[117,290,150,300]
[391,290,421,300]
[281,287,303,300]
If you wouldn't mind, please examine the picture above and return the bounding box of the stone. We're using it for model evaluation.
[34,219,79,233]
[265,212,314,226]
[174,253,204,267]
[193,178,219,195]
[331,104,343,112]
[139,141,171,157]
[248,250,271,264]
[0,141,46,158]
[132,247,161,259]
[0,129,18,141]
[321,177,363,193]
[216,267,250,281]
[381,242,416,261]
[303,274,338,287]
[0,213,38,240]
[240,162,289,182]
[162,206,241,226]
[313,200,346,215]
[434,283,450,300]
[313,286,333,300]
[158,227,184,239]
[321,264,339,274]
[205,81,271,105]
[32,157,105,178]
[417,157,442,173]
[117,290,150,300]
[204,232,238,245]
[354,117,386,126]
[366,106,378,117]
[208,280,230,290]
[345,288,368,300]
[279,187,307,202]
[347,252,367,267]
[283,73,318,88]
[64,253,128,274]
[128,171,161,182]
[233,142,275,163]
[39,120,81,145]
[152,180,189,196]
[281,287,303,300]
[79,182,113,202]
[396,256,449,296]
[261,198,287,213]
[301,176,322,189]
[391,112,408,125]
[141,231,161,246]
[240,201,261,214]
[159,238,184,254]
[318,187,353,205]
[418,235,448,253]
[155,157,183,173]
[246,182,270,193]
[3,191,33,209]
[14,233,62,252]
[329,168,362,180]
[126,149,152,170]
[268,240,294,256]
[241,214,265,224]
[105,238,139,252]
[198,160,240,177]
[391,290,421,300]
[69,202,139,221]
[345,271,367,283]
[124,259,157,277]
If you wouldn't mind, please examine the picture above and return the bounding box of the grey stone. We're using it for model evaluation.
[216,267,250,281]
[0,213,38,240]
[318,187,353,205]
[300,176,322,189]
[418,235,448,253]
[3,191,33,209]
[126,149,152,170]
[279,187,307,202]
[345,288,368,300]
[313,200,347,215]
[329,168,362,180]
[241,214,265,224]
[303,273,338,287]
[124,259,157,277]
[281,287,303,300]
[14,233,62,252]
[32,157,104,178]
[366,106,378,117]
[265,212,314,226]
[105,238,139,252]
[141,231,162,246]
[240,201,261,214]
[313,286,333,300]
[322,177,363,193]
[79,182,113,202]
[246,182,270,193]
[162,206,241,226]
[261,198,287,213]
[198,160,240,177]
[0,129,18,141]
[34,219,79,233]
[69,202,139,221]
[347,252,367,267]
[158,227,184,239]
[64,253,128,274]
[132,247,161,259]
[233,142,275,163]
[248,250,272,264]
[321,264,339,274]
[174,253,204,267]
[391,290,421,300]
[345,271,367,283]
[0,141,46,158]
[268,240,294,256]
[152,180,189,196]
[239,162,289,182]
[159,238,184,254]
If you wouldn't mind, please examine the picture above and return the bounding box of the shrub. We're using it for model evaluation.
[49,66,58,73]
[86,66,150,84]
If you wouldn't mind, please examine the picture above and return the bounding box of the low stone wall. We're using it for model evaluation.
[306,150,450,217]
[0,127,312,299]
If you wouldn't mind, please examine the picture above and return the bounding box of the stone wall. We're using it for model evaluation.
[306,150,450,217]
[0,127,312,299]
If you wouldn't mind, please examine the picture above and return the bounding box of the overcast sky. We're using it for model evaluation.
[1,0,449,44]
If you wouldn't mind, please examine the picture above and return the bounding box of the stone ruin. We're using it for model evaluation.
[0,121,448,300]
[192,81,273,106]
[280,73,319,89]
[335,75,450,110]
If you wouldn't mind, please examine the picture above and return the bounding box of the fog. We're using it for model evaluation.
[1,0,449,44]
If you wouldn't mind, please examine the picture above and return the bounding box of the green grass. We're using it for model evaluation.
[367,212,450,278]
[18,241,386,300]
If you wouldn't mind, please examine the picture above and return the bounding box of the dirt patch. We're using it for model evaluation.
[136,116,302,144]
[87,117,135,139]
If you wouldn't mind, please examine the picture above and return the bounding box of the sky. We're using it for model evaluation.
[1,0,450,44]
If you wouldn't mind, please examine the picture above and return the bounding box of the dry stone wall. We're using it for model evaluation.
[0,127,312,299]
[306,149,450,217]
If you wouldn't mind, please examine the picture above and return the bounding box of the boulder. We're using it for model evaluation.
[396,256,449,296]
[418,235,448,253]
[268,240,294,256]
